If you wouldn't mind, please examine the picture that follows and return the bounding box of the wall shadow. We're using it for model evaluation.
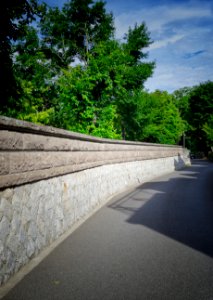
[108,161,213,257]
[174,153,186,170]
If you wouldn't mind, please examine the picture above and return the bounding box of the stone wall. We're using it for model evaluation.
[0,116,190,285]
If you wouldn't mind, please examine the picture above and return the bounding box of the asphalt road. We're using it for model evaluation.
[3,160,213,300]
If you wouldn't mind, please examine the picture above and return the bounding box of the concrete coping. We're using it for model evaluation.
[0,116,181,148]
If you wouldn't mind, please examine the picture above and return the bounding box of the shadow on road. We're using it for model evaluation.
[109,160,213,257]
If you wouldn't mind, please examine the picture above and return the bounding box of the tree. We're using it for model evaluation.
[203,116,213,148]
[173,81,213,153]
[113,23,155,138]
[52,42,123,137]
[0,0,41,112]
[124,23,152,61]
[122,90,185,144]
[1,1,157,143]
[53,33,155,138]
[122,23,154,90]
[173,87,192,122]
[11,25,56,124]
[39,0,114,67]
[188,81,213,153]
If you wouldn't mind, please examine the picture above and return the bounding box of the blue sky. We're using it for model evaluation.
[42,0,213,93]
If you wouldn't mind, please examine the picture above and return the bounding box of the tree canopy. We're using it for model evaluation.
[0,0,43,111]
[173,81,213,154]
[1,0,212,152]
[39,0,114,67]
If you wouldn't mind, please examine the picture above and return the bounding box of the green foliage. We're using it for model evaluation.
[54,65,95,130]
[173,81,213,152]
[203,115,213,147]
[17,108,55,125]
[190,81,213,151]
[120,90,185,144]
[39,0,114,66]
[173,87,192,123]
[124,23,152,61]
[88,105,121,139]
[189,81,213,129]
[52,64,121,138]
[0,0,44,111]
[8,25,57,123]
[2,0,198,147]
[52,36,155,139]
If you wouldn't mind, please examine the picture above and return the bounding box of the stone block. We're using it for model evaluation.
[0,240,4,256]
[1,188,14,200]
[11,211,21,233]
[0,131,23,150]
[0,216,10,242]
[0,198,13,221]
[21,206,31,226]
[27,222,38,241]
[0,153,9,175]
[26,238,35,258]
[7,235,20,254]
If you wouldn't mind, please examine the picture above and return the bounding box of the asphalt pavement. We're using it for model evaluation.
[2,160,213,300]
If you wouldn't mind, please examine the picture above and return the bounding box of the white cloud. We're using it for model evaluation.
[114,2,212,39]
[145,62,213,93]
[149,34,185,50]
[113,0,213,91]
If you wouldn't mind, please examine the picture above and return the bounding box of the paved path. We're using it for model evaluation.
[3,160,213,300]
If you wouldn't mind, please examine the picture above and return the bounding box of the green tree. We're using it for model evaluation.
[173,87,192,122]
[1,0,156,143]
[0,0,42,112]
[11,25,56,124]
[53,33,154,138]
[124,23,152,61]
[122,90,185,144]
[115,23,155,137]
[203,116,213,147]
[52,41,122,137]
[122,23,154,90]
[188,81,213,153]
[39,0,114,67]
[173,81,213,153]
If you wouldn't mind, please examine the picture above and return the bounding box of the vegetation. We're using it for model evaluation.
[0,0,212,154]
[173,81,213,155]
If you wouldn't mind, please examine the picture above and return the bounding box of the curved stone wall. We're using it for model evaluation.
[0,116,190,286]
[0,116,189,188]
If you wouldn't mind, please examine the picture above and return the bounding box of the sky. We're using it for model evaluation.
[42,0,213,93]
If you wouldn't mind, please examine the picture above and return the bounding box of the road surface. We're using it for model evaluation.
[2,160,213,300]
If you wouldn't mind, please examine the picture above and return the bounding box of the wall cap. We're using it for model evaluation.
[0,116,181,148]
